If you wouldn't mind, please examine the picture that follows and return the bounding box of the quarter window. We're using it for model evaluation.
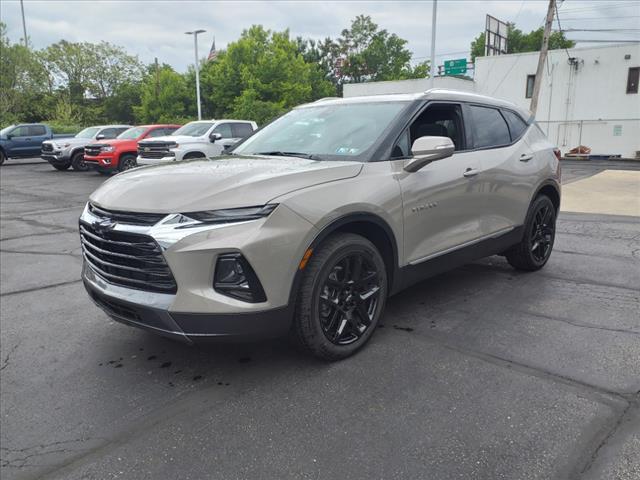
[627,67,639,94]
[502,110,529,141]
[469,105,511,148]
[525,74,535,98]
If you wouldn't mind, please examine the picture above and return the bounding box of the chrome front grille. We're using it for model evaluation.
[80,220,177,294]
[84,144,102,156]
[138,141,176,159]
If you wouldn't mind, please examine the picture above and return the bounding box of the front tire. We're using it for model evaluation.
[506,195,556,271]
[52,162,70,171]
[0,150,5,165]
[71,151,89,171]
[291,233,387,360]
[118,154,137,172]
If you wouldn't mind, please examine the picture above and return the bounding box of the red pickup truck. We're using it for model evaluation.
[84,124,180,174]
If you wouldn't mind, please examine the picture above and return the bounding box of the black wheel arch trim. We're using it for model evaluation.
[531,178,561,210]
[286,212,400,306]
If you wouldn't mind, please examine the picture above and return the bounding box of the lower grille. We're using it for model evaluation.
[80,221,177,294]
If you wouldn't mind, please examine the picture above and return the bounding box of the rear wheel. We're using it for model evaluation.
[506,195,556,271]
[71,151,89,171]
[118,154,137,172]
[52,163,70,171]
[291,233,387,360]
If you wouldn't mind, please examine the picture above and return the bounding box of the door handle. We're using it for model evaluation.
[520,153,534,162]
[463,168,480,178]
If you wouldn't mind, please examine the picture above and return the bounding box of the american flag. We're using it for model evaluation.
[207,37,218,62]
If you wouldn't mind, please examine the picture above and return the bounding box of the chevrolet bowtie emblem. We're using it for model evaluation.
[93,218,117,234]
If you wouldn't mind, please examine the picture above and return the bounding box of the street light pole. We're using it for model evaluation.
[20,0,28,48]
[429,0,437,88]
[185,29,206,120]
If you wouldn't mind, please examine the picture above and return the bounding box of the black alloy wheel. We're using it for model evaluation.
[119,154,137,172]
[319,252,382,345]
[71,151,89,171]
[530,203,555,263]
[291,233,387,360]
[506,195,556,271]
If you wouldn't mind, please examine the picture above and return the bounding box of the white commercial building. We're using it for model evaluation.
[343,43,640,158]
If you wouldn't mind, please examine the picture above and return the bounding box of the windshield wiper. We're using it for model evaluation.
[255,151,322,161]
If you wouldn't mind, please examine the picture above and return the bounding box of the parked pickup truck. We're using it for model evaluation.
[84,124,181,174]
[0,124,74,165]
[137,119,257,166]
[41,125,131,171]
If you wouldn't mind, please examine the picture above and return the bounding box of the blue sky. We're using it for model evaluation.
[2,0,639,71]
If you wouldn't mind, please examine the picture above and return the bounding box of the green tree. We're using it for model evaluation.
[199,26,336,125]
[134,65,191,124]
[470,24,575,62]
[0,23,50,124]
[331,15,429,84]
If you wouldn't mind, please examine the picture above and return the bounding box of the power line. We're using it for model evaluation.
[554,2,572,59]
[560,28,640,32]
[560,15,640,20]
[558,3,640,13]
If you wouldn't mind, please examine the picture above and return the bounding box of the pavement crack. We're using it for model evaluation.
[520,310,640,336]
[0,342,20,372]
[0,438,96,469]
[0,248,81,258]
[1,279,82,297]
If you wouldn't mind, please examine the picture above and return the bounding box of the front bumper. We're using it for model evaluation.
[85,155,117,172]
[136,155,177,166]
[80,202,317,342]
[83,264,292,342]
[41,151,70,165]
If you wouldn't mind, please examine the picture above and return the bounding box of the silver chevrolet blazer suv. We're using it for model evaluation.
[80,89,561,360]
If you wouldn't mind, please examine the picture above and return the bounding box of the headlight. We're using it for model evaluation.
[181,204,278,225]
[102,145,115,152]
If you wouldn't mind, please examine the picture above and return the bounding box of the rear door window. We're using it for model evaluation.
[468,105,511,148]
[212,123,233,138]
[502,110,529,141]
[28,125,47,136]
[232,123,254,139]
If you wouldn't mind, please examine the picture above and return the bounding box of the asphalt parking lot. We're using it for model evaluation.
[1,158,639,480]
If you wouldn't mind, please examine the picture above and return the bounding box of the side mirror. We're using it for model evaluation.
[209,133,222,143]
[404,136,455,172]
[96,134,105,140]
[6,134,13,140]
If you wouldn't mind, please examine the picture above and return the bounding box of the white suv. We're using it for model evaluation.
[137,120,257,165]
[81,90,561,360]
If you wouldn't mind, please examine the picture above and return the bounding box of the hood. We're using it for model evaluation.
[90,138,138,147]
[45,136,91,148]
[139,135,185,144]
[90,156,363,213]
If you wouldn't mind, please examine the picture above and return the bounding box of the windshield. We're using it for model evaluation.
[173,122,214,137]
[75,127,101,139]
[0,125,16,136]
[233,101,409,161]
[118,126,146,139]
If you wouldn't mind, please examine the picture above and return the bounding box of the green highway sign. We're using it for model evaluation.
[444,58,467,75]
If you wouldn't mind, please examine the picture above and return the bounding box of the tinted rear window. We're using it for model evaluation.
[469,106,511,148]
[502,110,529,141]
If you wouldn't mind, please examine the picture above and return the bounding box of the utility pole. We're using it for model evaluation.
[154,57,159,102]
[530,0,556,115]
[185,29,206,120]
[20,0,28,48]
[429,0,438,88]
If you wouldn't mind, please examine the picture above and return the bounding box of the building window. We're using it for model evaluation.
[627,67,639,94]
[525,74,536,98]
